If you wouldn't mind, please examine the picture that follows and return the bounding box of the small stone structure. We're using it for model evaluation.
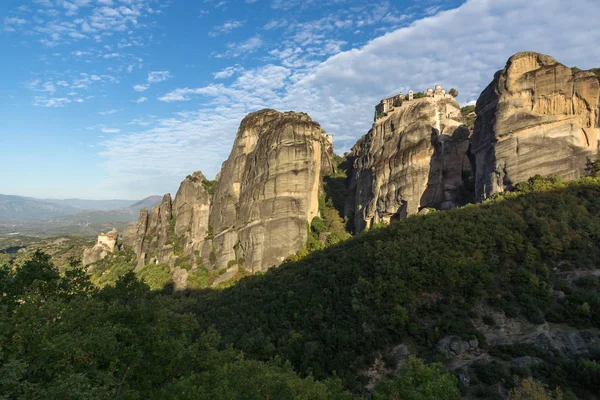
[82,228,119,266]
[97,228,118,251]
[375,85,452,121]
[375,92,404,116]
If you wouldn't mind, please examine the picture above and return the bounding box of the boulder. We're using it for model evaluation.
[436,336,479,358]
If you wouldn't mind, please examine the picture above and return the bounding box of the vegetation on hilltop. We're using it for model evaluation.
[3,170,600,397]
[190,173,600,396]
[0,235,92,271]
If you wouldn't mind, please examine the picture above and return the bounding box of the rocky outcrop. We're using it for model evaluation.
[123,109,333,276]
[123,194,173,268]
[346,96,470,232]
[209,109,333,272]
[82,228,118,266]
[472,51,600,200]
[123,176,212,269]
[172,172,212,266]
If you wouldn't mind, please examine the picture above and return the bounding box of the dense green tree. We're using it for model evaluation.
[0,258,352,399]
[373,358,460,400]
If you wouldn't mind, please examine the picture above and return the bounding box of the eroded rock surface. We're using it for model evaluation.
[123,176,211,269]
[346,96,470,232]
[172,171,212,266]
[472,51,600,200]
[123,109,333,276]
[209,109,333,272]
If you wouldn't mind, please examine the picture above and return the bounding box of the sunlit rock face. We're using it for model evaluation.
[172,171,212,266]
[472,51,600,200]
[346,95,470,233]
[82,228,119,266]
[123,109,334,274]
[209,109,333,272]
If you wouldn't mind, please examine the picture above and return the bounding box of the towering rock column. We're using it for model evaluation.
[123,109,334,275]
[209,109,333,272]
[471,52,600,200]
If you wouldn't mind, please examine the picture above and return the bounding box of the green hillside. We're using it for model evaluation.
[1,173,599,398]
[190,174,600,396]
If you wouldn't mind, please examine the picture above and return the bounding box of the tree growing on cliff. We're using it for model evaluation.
[449,88,458,98]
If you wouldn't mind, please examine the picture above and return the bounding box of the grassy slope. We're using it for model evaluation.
[187,175,600,394]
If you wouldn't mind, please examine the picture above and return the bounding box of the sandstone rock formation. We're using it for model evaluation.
[123,109,334,276]
[82,228,118,266]
[472,51,600,200]
[346,95,471,232]
[125,194,174,268]
[209,109,333,272]
[172,171,212,265]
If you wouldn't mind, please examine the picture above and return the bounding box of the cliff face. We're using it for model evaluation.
[172,171,212,266]
[472,52,600,200]
[124,194,173,268]
[122,109,333,276]
[210,109,333,272]
[346,96,470,233]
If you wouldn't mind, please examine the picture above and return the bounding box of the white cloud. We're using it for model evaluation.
[264,19,287,30]
[132,71,172,93]
[99,109,120,115]
[213,65,244,79]
[133,84,149,91]
[98,0,600,197]
[147,71,172,83]
[4,17,28,25]
[131,96,148,103]
[214,36,263,58]
[209,20,244,36]
[33,96,72,107]
[101,127,121,133]
[6,0,163,47]
[160,64,290,102]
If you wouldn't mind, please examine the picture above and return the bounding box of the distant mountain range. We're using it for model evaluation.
[41,198,138,211]
[0,194,162,237]
[0,195,79,221]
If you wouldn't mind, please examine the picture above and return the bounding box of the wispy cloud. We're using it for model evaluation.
[133,84,149,91]
[147,71,172,83]
[213,65,244,79]
[101,127,121,134]
[132,71,172,92]
[99,109,120,115]
[214,36,263,58]
[33,96,73,107]
[131,96,148,103]
[8,1,163,47]
[209,20,244,36]
[103,0,600,198]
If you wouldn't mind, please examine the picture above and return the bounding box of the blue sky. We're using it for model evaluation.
[1,0,600,200]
